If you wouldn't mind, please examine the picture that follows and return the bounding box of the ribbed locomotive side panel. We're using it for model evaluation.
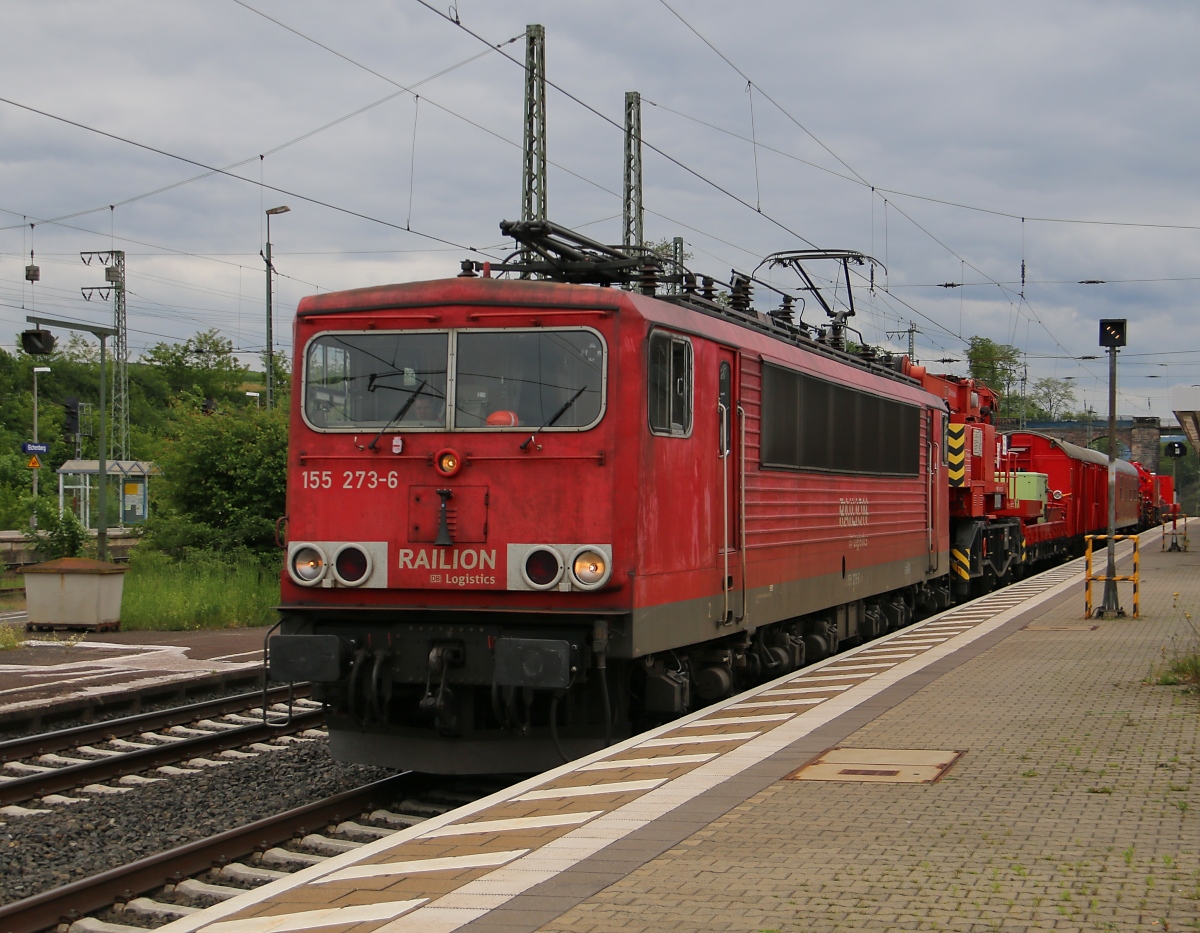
[736,356,937,627]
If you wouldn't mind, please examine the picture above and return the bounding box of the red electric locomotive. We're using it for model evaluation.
[269,222,955,773]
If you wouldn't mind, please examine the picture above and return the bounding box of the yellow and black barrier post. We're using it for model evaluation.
[1085,534,1139,619]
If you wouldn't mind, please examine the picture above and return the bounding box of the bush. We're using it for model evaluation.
[145,403,287,556]
[23,497,90,561]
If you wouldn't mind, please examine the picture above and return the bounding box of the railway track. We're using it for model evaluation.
[0,687,322,808]
[0,772,513,933]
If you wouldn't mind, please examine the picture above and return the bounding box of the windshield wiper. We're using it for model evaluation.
[521,386,588,451]
[368,380,427,451]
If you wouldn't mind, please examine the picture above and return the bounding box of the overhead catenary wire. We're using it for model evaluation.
[649,0,1186,399]
[0,94,500,258]
[644,88,1200,233]
[407,97,421,230]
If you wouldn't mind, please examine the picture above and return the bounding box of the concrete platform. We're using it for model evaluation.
[163,532,1199,933]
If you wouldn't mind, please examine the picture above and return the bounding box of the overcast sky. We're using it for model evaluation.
[3,0,1197,420]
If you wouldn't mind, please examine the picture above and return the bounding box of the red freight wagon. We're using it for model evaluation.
[269,222,952,772]
[1157,474,1177,517]
[1004,432,1139,540]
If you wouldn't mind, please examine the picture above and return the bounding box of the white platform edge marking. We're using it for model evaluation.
[779,672,873,684]
[638,731,761,747]
[678,712,792,727]
[577,753,718,771]
[728,697,822,710]
[205,899,426,933]
[421,811,603,838]
[162,553,1099,933]
[765,683,855,695]
[514,779,667,801]
[315,850,529,884]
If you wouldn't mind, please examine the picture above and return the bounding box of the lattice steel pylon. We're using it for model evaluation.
[623,91,643,255]
[81,250,128,461]
[521,24,547,231]
[109,251,128,460]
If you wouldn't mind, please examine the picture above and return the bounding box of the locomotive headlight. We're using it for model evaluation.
[522,546,564,590]
[569,546,611,590]
[290,544,327,586]
[333,544,372,586]
[435,447,463,477]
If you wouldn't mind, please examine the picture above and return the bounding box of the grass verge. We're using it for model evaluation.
[119,549,280,631]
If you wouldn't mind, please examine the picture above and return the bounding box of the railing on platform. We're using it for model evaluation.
[1161,512,1189,553]
[1084,534,1140,619]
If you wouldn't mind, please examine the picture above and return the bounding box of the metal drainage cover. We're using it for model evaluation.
[786,747,964,784]
[1023,623,1100,631]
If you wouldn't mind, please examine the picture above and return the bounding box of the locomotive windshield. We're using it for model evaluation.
[303,328,605,431]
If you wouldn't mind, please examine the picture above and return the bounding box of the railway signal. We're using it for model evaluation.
[21,328,56,355]
[1099,318,1127,348]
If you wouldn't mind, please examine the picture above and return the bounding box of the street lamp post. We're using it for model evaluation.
[264,205,291,411]
[26,316,117,561]
[32,366,50,500]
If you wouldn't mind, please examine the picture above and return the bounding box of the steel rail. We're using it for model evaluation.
[0,685,311,761]
[0,707,324,806]
[0,772,415,933]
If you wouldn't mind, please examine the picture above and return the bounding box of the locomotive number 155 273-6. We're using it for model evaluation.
[301,469,400,490]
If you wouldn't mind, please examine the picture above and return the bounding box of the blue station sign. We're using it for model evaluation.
[21,442,49,454]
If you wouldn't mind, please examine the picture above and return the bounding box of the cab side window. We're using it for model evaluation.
[648,332,692,436]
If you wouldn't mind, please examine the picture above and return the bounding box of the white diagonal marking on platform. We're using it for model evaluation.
[514,779,667,801]
[206,899,425,933]
[420,812,601,838]
[315,850,528,884]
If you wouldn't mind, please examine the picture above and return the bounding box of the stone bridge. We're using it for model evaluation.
[994,417,1176,472]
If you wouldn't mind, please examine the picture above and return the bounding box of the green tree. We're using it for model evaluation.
[645,236,692,267]
[966,337,1022,416]
[1030,377,1077,420]
[143,399,288,556]
[966,337,1020,393]
[143,329,250,402]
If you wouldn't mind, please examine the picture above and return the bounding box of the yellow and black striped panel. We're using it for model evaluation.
[951,547,971,580]
[947,424,966,486]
